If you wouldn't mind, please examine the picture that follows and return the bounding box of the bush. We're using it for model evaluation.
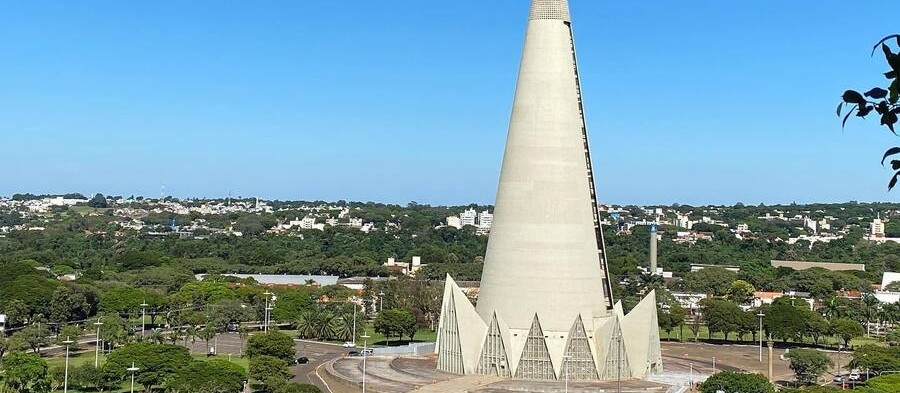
[246,331,296,361]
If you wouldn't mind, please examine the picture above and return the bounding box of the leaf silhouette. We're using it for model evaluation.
[882,147,900,165]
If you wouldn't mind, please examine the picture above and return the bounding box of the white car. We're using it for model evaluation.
[342,342,356,348]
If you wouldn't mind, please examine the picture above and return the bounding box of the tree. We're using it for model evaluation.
[830,318,865,347]
[803,312,830,345]
[849,345,900,374]
[103,342,192,392]
[700,299,742,340]
[198,325,217,353]
[3,352,51,393]
[683,268,738,297]
[57,325,83,349]
[249,355,290,388]
[864,373,900,393]
[246,331,295,361]
[886,281,900,292]
[837,35,900,189]
[786,349,833,385]
[70,364,120,392]
[765,298,807,342]
[10,324,51,354]
[165,359,246,393]
[726,280,756,304]
[87,193,109,208]
[374,309,417,344]
[699,371,774,393]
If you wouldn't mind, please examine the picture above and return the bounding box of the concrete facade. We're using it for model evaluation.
[436,0,661,382]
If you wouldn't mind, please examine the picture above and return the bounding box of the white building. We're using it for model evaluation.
[446,216,463,229]
[871,218,886,238]
[478,210,493,230]
[460,208,478,227]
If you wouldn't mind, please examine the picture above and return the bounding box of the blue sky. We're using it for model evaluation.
[1,1,898,205]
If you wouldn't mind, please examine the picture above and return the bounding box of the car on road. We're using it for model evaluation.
[361,348,374,356]
[833,374,845,384]
[342,341,356,348]
[296,356,309,364]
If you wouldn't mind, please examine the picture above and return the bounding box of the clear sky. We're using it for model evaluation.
[1,1,898,206]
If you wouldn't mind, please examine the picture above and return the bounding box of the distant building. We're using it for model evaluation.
[871,218,886,238]
[446,216,462,229]
[690,264,740,273]
[477,210,493,230]
[460,208,477,227]
[770,260,865,272]
[383,256,425,276]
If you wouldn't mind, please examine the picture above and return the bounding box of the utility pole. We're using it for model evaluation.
[93,318,104,367]
[63,337,73,393]
[140,301,149,340]
[263,291,273,332]
[757,311,765,363]
[362,333,371,393]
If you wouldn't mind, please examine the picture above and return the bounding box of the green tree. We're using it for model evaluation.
[57,325,83,349]
[70,364,120,392]
[246,331,295,361]
[786,349,833,385]
[3,352,51,393]
[699,371,774,393]
[103,342,192,392]
[198,325,217,354]
[726,280,756,304]
[683,268,738,296]
[764,298,807,342]
[803,312,830,345]
[249,355,290,388]
[10,324,51,354]
[374,309,417,344]
[165,359,246,393]
[863,373,900,393]
[830,318,865,347]
[849,345,900,374]
[700,299,742,340]
[87,193,108,208]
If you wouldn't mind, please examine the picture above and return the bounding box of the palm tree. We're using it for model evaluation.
[861,294,880,337]
[183,325,197,354]
[237,325,249,356]
[198,325,216,354]
[822,297,843,321]
[150,328,165,345]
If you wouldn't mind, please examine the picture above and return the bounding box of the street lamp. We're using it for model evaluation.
[93,318,104,367]
[140,301,149,340]
[263,291,273,332]
[62,336,74,393]
[378,291,385,312]
[351,300,358,346]
[361,333,371,393]
[127,362,140,393]
[757,311,765,363]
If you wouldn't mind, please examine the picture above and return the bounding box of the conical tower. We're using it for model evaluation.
[476,0,612,335]
[435,0,660,381]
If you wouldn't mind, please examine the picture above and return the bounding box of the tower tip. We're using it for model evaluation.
[529,0,570,22]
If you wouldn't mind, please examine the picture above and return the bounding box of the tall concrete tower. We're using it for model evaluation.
[650,223,658,274]
[436,0,662,381]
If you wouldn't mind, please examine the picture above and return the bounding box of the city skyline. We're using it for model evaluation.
[2,1,899,205]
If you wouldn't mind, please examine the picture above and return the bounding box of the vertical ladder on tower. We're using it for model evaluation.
[565,21,614,310]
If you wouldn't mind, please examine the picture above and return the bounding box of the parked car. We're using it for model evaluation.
[833,374,845,384]
[361,348,374,356]
[348,351,360,357]
[296,357,309,364]
[342,341,356,348]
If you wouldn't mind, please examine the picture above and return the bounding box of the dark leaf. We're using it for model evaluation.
[866,87,889,99]
[886,70,898,79]
[842,90,866,105]
[872,35,900,56]
[876,101,889,115]
[890,171,900,191]
[881,147,900,165]
[836,102,843,117]
[858,105,874,117]
[882,111,899,134]
[891,79,900,104]
[842,109,854,129]
[893,107,900,114]
[892,160,900,171]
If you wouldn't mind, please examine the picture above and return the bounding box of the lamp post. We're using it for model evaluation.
[93,318,104,367]
[140,301,149,340]
[263,291,273,332]
[361,333,371,393]
[352,301,358,345]
[127,362,140,393]
[62,336,74,393]
[378,291,385,313]
[757,311,765,362]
